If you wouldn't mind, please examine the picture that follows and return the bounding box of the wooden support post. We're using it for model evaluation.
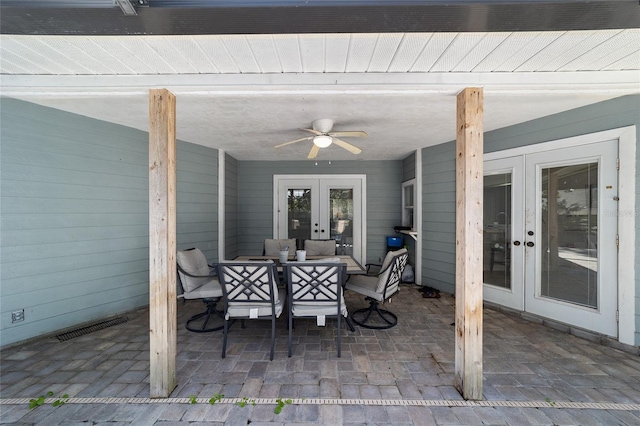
[455,87,484,400]
[149,89,177,398]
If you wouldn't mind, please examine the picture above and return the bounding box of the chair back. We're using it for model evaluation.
[304,239,337,256]
[376,248,408,299]
[177,248,212,293]
[286,261,346,315]
[217,261,281,319]
[264,238,297,256]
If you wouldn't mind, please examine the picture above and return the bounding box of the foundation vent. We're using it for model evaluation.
[55,316,128,342]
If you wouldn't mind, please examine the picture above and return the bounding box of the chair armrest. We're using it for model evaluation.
[177,264,217,279]
[365,263,382,276]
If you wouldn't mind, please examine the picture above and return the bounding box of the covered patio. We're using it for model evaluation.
[1,285,639,424]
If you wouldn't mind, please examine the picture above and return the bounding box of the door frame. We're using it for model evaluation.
[273,174,367,265]
[484,126,636,345]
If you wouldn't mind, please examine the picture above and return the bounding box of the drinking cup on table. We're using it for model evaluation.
[279,249,289,263]
[296,250,306,262]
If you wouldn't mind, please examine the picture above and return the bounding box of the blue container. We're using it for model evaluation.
[387,236,403,249]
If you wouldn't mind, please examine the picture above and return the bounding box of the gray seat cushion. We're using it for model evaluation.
[345,275,384,301]
[264,238,297,256]
[304,239,336,256]
[183,279,223,299]
[226,290,285,319]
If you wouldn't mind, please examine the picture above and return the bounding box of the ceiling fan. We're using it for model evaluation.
[274,119,367,159]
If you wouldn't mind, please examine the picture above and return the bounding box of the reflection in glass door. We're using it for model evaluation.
[286,188,313,243]
[540,163,598,308]
[483,156,524,310]
[329,189,354,256]
[484,172,512,289]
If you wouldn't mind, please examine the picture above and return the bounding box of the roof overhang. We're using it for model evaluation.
[2,1,639,35]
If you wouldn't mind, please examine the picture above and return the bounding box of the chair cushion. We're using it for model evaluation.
[264,238,297,256]
[182,279,223,300]
[226,290,285,319]
[177,248,214,292]
[291,300,348,318]
[304,239,337,256]
[345,275,384,301]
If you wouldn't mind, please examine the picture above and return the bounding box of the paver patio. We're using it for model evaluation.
[1,283,639,424]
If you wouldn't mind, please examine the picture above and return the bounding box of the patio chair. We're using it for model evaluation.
[176,248,224,333]
[345,248,408,329]
[263,238,297,256]
[217,260,285,360]
[304,239,337,256]
[284,260,347,357]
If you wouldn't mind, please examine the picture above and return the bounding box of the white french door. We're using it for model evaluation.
[483,156,525,310]
[274,175,365,264]
[484,140,619,337]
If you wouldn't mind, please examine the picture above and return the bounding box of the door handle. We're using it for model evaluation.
[513,241,521,246]
[321,229,325,233]
[314,230,319,233]
[526,241,534,247]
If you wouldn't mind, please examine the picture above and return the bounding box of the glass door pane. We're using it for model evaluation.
[329,188,354,255]
[540,163,598,308]
[483,172,512,289]
[287,188,312,243]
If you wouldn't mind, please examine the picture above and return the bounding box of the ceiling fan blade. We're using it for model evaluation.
[274,136,312,149]
[330,131,368,138]
[301,128,322,135]
[332,138,362,155]
[307,144,320,159]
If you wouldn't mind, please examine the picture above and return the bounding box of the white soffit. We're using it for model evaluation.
[1,30,639,76]
[0,30,638,161]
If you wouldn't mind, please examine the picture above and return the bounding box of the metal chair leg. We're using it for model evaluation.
[350,298,398,330]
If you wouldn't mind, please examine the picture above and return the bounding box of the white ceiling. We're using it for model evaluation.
[1,30,638,160]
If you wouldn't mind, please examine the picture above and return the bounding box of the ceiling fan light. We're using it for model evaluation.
[313,135,333,148]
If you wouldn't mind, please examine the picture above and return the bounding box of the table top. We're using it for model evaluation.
[233,254,366,275]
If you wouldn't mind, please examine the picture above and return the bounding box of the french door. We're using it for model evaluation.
[274,175,364,264]
[483,140,618,336]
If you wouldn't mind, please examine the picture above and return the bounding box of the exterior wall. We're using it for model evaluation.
[421,142,456,293]
[0,98,219,347]
[403,152,416,182]
[236,161,402,264]
[225,153,239,260]
[420,94,640,343]
[176,143,219,261]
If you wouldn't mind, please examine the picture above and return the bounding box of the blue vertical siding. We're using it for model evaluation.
[0,98,219,347]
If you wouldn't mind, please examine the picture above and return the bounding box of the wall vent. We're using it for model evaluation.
[55,316,128,342]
